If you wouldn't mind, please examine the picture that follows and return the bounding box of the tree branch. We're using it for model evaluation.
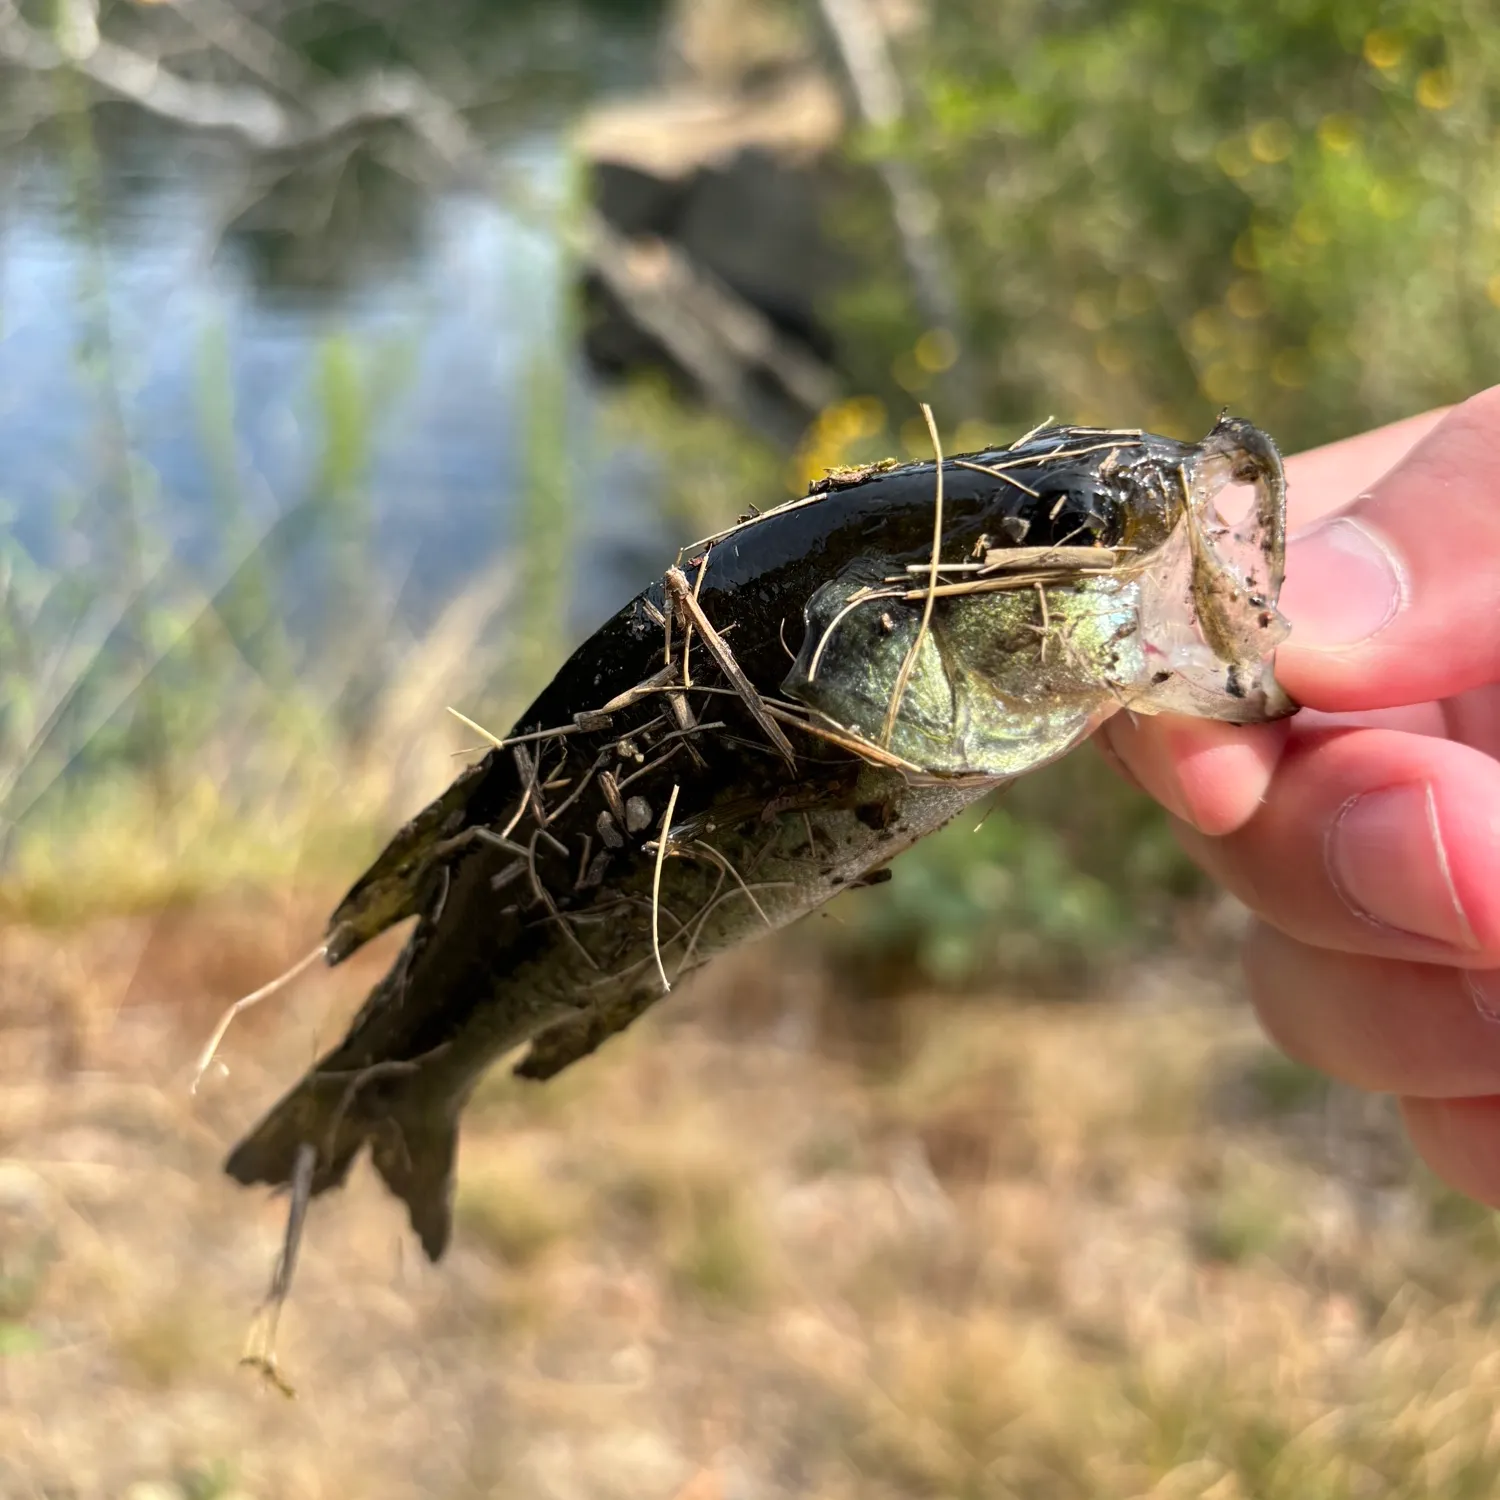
[811,0,968,395]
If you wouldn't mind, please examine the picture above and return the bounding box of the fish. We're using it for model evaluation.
[223,413,1295,1263]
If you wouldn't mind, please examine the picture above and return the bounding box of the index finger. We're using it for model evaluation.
[1283,406,1449,529]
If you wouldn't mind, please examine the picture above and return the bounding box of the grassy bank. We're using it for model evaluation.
[3,902,1499,1499]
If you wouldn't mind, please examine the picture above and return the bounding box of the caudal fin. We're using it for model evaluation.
[224,1063,460,1261]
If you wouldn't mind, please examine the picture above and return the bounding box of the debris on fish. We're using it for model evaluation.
[223,413,1294,1264]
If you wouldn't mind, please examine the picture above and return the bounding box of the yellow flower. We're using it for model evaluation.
[1317,115,1358,154]
[1363,30,1405,71]
[913,328,958,374]
[1416,68,1455,111]
[1293,205,1331,246]
[1200,361,1244,405]
[1249,120,1294,165]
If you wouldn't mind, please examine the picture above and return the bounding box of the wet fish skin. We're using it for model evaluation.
[224,416,1293,1261]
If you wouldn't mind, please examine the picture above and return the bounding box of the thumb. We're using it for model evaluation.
[1275,385,1500,714]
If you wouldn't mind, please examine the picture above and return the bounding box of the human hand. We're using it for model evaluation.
[1100,386,1500,1202]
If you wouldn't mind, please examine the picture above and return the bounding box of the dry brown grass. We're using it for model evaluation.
[4,902,1500,1499]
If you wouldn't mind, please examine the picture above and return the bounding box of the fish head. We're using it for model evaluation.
[781,415,1297,779]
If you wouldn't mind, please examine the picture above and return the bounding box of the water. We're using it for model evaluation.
[0,19,674,654]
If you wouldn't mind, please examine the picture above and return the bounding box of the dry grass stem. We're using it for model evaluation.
[191,942,327,1093]
[618,742,683,792]
[239,1141,316,1400]
[1035,582,1051,662]
[665,689,710,771]
[650,781,681,995]
[680,490,829,557]
[497,744,540,840]
[599,662,677,715]
[14,902,1500,1497]
[537,759,602,826]
[761,702,925,775]
[808,590,891,682]
[1010,414,1056,447]
[689,838,773,929]
[681,548,711,690]
[676,876,799,974]
[897,545,1128,576]
[886,569,1115,604]
[526,828,600,971]
[950,458,1041,496]
[882,402,944,748]
[446,706,580,752]
[664,567,797,772]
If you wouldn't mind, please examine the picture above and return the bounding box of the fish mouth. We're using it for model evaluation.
[1194,415,1288,596]
[1131,414,1299,724]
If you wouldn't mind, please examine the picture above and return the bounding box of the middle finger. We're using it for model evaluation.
[1175,726,1500,965]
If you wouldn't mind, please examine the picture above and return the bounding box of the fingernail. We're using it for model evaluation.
[1466,972,1500,1024]
[1327,783,1478,950]
[1282,516,1405,650]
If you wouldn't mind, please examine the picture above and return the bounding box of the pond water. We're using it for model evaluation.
[0,10,679,652]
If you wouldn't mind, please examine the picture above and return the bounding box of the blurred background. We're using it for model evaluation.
[4,1,1500,1495]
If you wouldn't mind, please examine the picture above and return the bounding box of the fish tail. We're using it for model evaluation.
[223,1055,461,1262]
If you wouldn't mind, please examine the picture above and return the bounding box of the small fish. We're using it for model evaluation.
[224,415,1294,1261]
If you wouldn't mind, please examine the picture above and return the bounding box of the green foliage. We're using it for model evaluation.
[455,1163,575,1268]
[174,1460,240,1500]
[11,0,1498,979]
[0,60,554,912]
[846,800,1125,986]
[846,0,1500,450]
[596,372,785,538]
[0,1321,44,1357]
[838,751,1201,986]
[1243,1049,1333,1116]
[1191,1171,1292,1266]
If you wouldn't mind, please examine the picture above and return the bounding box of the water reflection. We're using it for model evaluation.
[0,52,673,650]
